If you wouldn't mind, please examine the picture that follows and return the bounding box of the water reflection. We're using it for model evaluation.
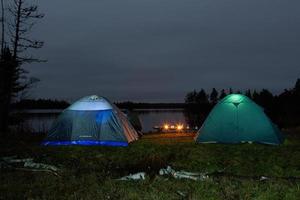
[23,108,210,133]
[24,109,192,133]
[138,109,187,132]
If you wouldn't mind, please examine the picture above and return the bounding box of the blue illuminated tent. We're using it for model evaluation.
[195,94,284,145]
[43,95,139,146]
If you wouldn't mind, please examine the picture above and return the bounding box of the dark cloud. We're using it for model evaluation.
[26,0,300,102]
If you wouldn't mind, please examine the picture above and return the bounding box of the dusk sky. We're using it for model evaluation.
[26,0,300,102]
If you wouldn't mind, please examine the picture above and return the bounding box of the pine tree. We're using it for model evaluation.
[294,78,300,95]
[210,88,218,103]
[219,89,227,99]
[196,89,209,104]
[185,90,198,104]
[0,0,44,133]
[245,89,252,98]
[0,47,17,133]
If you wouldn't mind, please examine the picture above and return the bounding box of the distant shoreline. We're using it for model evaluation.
[13,99,188,110]
[16,108,186,115]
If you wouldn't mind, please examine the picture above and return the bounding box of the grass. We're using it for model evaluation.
[1,129,300,200]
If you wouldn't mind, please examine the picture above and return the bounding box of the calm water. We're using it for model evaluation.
[24,109,188,133]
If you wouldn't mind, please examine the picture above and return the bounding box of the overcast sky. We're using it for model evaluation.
[25,0,300,102]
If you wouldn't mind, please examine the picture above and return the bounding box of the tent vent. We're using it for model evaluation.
[89,95,100,100]
[233,102,240,107]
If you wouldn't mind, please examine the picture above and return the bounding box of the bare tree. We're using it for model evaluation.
[8,0,44,62]
[0,0,44,134]
[6,0,44,100]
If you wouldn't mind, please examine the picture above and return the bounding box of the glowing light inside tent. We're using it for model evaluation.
[95,110,111,124]
[68,96,113,111]
[228,94,244,104]
[42,140,128,146]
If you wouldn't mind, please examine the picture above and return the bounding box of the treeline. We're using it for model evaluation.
[116,102,186,109]
[13,99,70,110]
[184,78,300,128]
[12,100,186,110]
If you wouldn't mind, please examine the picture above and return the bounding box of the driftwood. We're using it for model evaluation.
[117,166,300,183]
[117,172,146,180]
[159,166,209,181]
[0,156,60,177]
[11,167,60,177]
[117,166,209,181]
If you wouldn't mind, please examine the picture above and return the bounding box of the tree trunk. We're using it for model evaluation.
[12,0,22,60]
[0,62,10,135]
[0,51,15,135]
[1,0,4,54]
[0,101,10,134]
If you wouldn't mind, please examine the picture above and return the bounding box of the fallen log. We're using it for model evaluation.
[0,156,60,176]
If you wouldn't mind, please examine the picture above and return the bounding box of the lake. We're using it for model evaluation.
[23,109,193,133]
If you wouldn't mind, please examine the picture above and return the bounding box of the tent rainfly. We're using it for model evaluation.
[43,95,139,146]
[195,94,284,145]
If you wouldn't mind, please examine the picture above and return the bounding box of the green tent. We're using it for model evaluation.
[195,94,284,145]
